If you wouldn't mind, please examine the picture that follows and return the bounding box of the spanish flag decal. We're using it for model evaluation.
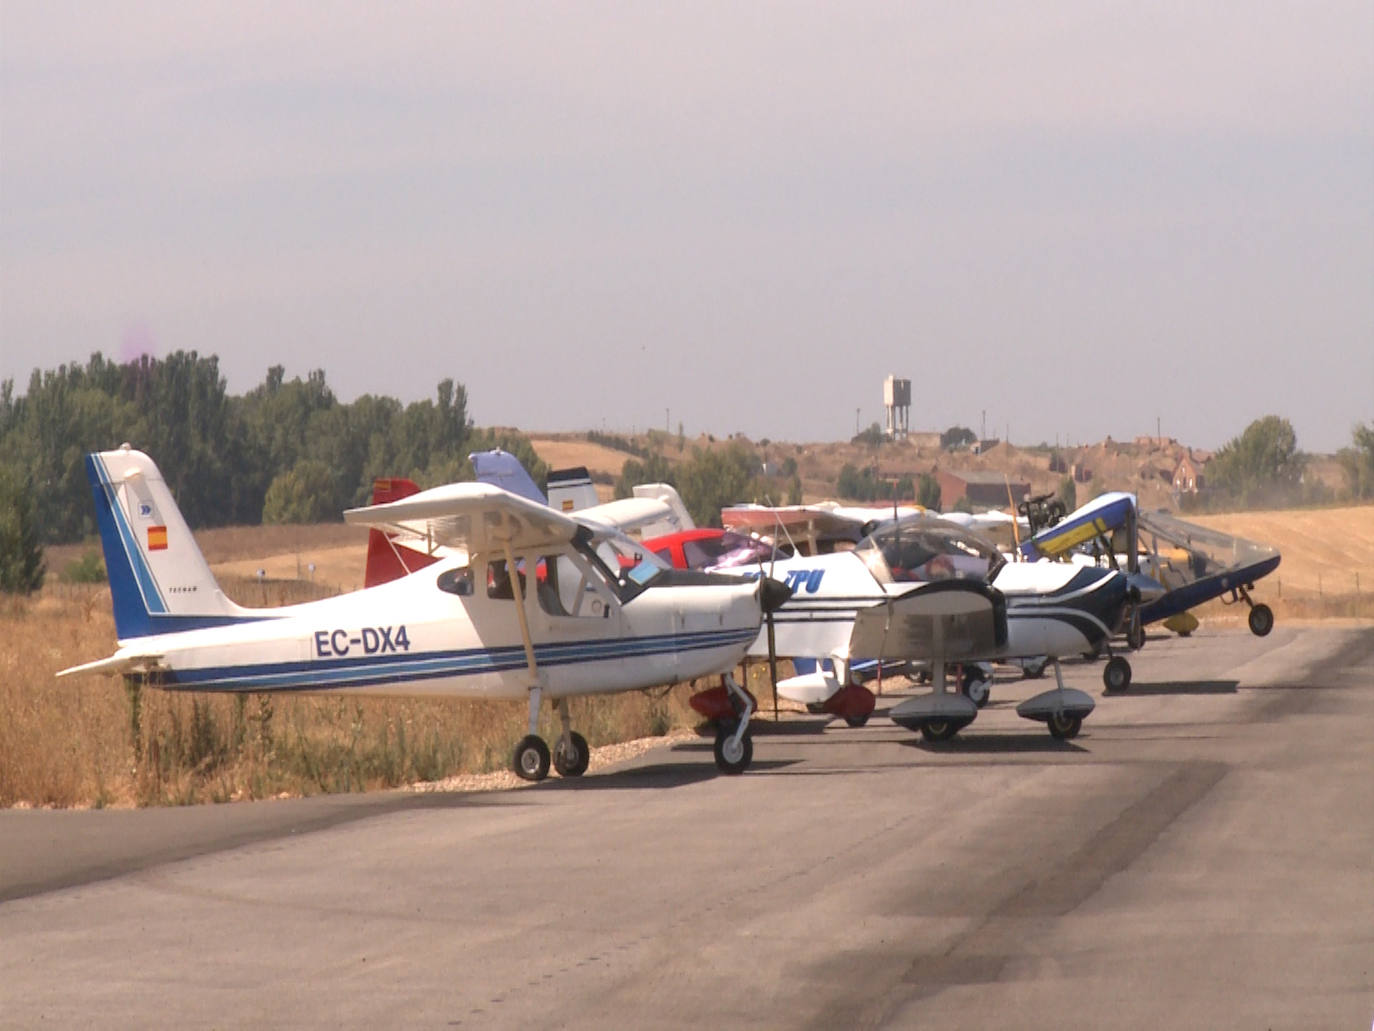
[147,525,168,551]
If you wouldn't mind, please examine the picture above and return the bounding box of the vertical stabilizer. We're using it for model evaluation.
[86,446,247,639]
[362,477,439,587]
[470,450,546,504]
[546,467,598,513]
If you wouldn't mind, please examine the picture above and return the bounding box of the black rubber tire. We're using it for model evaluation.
[1022,659,1047,679]
[553,731,590,778]
[1047,712,1082,740]
[960,668,991,708]
[805,703,825,715]
[920,720,959,743]
[1127,620,1146,651]
[1248,603,1274,637]
[513,734,551,782]
[844,713,870,728]
[713,728,753,774]
[1103,655,1132,693]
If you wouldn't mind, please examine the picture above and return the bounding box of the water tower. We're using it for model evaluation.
[884,375,911,439]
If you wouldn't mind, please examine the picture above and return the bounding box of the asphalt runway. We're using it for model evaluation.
[3,624,1372,1029]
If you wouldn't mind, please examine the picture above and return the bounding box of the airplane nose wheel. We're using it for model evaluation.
[713,725,753,774]
[514,734,551,782]
[1248,603,1274,637]
[553,731,590,778]
[1103,655,1132,692]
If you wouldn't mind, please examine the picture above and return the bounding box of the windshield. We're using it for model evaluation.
[854,517,1005,584]
[1136,511,1279,583]
[580,528,670,593]
[690,531,787,570]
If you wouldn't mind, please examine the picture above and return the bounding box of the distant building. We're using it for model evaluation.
[1172,453,1206,493]
[1071,462,1093,484]
[937,470,1030,509]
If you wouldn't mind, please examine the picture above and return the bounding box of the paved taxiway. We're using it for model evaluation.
[3,625,1372,1028]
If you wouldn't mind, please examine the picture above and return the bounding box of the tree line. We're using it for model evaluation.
[0,351,548,551]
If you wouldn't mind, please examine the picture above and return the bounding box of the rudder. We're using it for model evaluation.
[86,446,245,639]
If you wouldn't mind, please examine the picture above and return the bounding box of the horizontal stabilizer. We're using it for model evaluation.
[57,651,163,679]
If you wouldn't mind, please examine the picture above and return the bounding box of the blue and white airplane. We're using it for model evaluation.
[58,446,789,779]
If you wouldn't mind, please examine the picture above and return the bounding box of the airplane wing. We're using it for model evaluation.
[721,504,871,551]
[846,580,1006,661]
[572,497,681,537]
[344,482,581,556]
[1019,492,1136,560]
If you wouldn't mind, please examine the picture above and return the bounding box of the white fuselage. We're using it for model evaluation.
[741,552,1126,664]
[114,554,763,701]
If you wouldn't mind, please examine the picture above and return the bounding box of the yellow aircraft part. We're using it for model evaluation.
[1037,517,1110,557]
[1163,611,1200,636]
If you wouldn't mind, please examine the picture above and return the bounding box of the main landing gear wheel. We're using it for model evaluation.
[1022,659,1047,679]
[1047,712,1082,740]
[1127,620,1146,651]
[513,734,551,782]
[1248,603,1274,637]
[920,720,960,743]
[713,726,753,774]
[1103,655,1132,693]
[960,668,992,708]
[844,713,870,728]
[553,731,590,778]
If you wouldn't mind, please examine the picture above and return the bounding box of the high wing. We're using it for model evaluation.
[344,481,582,556]
[722,503,895,554]
[1018,491,1136,561]
[573,496,684,538]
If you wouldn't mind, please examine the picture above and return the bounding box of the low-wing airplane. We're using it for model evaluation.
[1019,492,1281,639]
[651,515,1138,741]
[58,446,789,779]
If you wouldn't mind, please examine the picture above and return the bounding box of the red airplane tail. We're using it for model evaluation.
[364,477,442,587]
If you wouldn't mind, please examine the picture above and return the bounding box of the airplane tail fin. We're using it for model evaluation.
[546,467,599,513]
[631,482,694,535]
[362,477,442,587]
[470,449,547,504]
[85,446,248,639]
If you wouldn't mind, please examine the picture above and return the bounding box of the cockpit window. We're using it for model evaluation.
[436,566,474,596]
[684,531,782,570]
[855,518,1005,584]
[572,526,669,600]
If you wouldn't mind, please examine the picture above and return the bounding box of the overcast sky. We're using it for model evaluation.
[3,3,1371,452]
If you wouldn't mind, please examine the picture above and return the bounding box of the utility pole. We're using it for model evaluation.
[855,408,860,437]
[981,409,986,440]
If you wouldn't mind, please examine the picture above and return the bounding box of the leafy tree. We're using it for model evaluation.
[262,460,340,524]
[940,426,976,450]
[1209,415,1306,504]
[786,474,803,506]
[851,422,887,446]
[1337,422,1374,500]
[917,472,941,510]
[676,443,760,527]
[0,464,45,593]
[614,452,674,499]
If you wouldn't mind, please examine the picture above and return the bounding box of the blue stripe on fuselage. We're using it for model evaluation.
[149,626,758,692]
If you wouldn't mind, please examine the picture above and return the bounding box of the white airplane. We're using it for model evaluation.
[57,446,789,779]
[692,515,1139,741]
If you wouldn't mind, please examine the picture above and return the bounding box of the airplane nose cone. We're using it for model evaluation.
[758,576,793,614]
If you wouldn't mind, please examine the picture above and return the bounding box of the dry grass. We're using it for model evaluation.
[0,581,770,810]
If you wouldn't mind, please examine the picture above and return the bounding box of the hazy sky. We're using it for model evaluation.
[3,3,1371,452]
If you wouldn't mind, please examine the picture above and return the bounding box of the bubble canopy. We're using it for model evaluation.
[854,517,1006,585]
